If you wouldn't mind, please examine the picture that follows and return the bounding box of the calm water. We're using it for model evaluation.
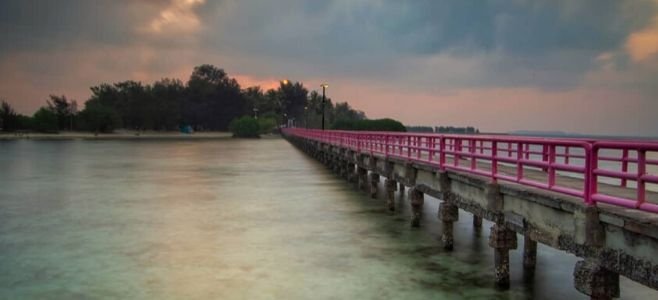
[0,138,655,299]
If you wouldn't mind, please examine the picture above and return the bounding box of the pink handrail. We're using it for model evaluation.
[283,128,658,214]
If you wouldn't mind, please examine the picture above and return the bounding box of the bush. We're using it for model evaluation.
[229,116,260,138]
[331,118,406,132]
[32,107,59,133]
[258,117,277,134]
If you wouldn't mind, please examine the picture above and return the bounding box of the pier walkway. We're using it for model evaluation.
[283,128,658,299]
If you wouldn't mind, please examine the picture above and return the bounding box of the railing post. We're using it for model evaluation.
[439,136,446,170]
[637,150,646,208]
[516,142,523,181]
[542,144,549,172]
[524,143,530,159]
[470,139,476,170]
[548,144,556,188]
[428,137,434,162]
[407,136,411,158]
[584,144,596,206]
[621,149,629,187]
[492,141,498,182]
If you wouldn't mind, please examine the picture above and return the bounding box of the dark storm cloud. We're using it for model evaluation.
[383,0,654,55]
[198,0,657,89]
[0,0,160,52]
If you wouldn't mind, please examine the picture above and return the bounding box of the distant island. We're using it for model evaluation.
[406,125,480,134]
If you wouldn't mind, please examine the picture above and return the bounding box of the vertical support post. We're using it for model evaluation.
[438,171,458,250]
[399,182,406,196]
[369,173,380,198]
[486,182,517,289]
[385,179,397,212]
[357,167,368,192]
[346,163,356,183]
[473,215,483,229]
[489,224,518,289]
[438,202,458,250]
[409,188,424,227]
[523,236,537,273]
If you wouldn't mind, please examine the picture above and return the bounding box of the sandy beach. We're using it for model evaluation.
[0,130,247,141]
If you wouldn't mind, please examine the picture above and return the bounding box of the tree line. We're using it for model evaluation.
[0,64,367,133]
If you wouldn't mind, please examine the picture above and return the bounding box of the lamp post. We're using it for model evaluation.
[304,106,308,129]
[321,83,328,130]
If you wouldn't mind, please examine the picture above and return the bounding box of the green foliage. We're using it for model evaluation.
[8,64,372,133]
[15,115,32,130]
[32,107,59,133]
[186,65,245,130]
[1,101,33,132]
[331,118,406,132]
[257,117,277,134]
[229,116,260,138]
[47,95,77,130]
[1,100,17,131]
[77,100,121,133]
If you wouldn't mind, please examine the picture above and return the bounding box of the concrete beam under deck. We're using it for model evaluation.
[286,136,658,297]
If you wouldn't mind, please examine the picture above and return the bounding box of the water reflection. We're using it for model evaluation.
[0,139,655,299]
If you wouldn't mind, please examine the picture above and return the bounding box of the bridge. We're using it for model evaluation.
[282,128,658,299]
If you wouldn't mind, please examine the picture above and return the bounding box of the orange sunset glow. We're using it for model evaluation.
[1,0,658,136]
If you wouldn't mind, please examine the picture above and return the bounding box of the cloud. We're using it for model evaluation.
[627,17,658,62]
[142,0,206,35]
[1,0,658,135]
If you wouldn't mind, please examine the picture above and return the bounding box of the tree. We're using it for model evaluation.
[1,100,18,131]
[77,99,121,133]
[333,102,365,122]
[151,78,184,130]
[47,95,77,130]
[331,118,406,132]
[32,107,58,133]
[185,64,246,130]
[278,81,308,122]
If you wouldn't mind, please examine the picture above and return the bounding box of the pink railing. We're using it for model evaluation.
[283,128,658,214]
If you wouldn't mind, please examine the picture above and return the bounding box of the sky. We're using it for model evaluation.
[1,0,658,136]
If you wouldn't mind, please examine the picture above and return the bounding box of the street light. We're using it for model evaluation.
[304,106,308,129]
[321,83,328,130]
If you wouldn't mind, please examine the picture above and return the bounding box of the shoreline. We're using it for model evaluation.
[0,131,280,141]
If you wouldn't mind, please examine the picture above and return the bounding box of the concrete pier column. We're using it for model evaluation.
[574,260,620,300]
[438,202,459,250]
[488,224,518,289]
[344,161,353,181]
[369,173,380,198]
[473,215,483,229]
[384,179,397,211]
[357,167,368,191]
[345,163,354,182]
[523,236,537,272]
[409,188,424,227]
